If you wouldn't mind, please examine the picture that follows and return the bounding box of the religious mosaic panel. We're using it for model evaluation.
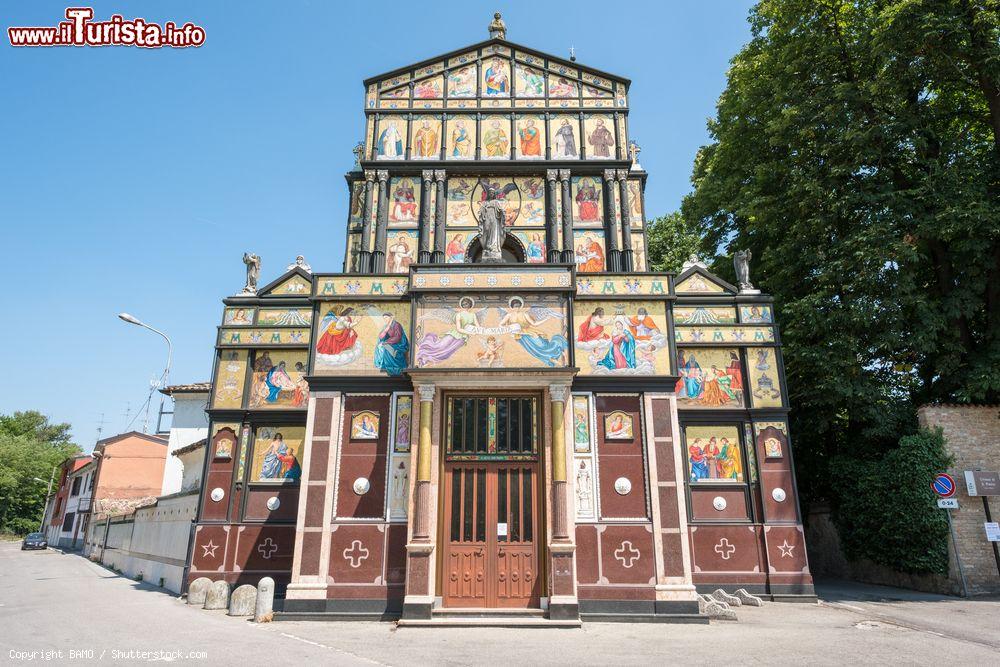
[674,307,739,325]
[223,307,254,326]
[375,116,407,160]
[210,423,239,459]
[754,421,788,459]
[572,394,592,453]
[387,455,410,521]
[447,63,477,97]
[574,457,597,521]
[409,118,441,159]
[675,348,745,409]
[267,274,310,296]
[513,176,545,224]
[349,181,366,223]
[514,114,545,159]
[481,115,511,158]
[257,307,312,327]
[446,177,477,226]
[627,179,644,223]
[574,301,670,375]
[413,75,443,99]
[741,304,773,324]
[747,347,784,408]
[584,114,616,159]
[345,233,361,272]
[631,233,647,272]
[482,56,510,96]
[212,350,248,409]
[445,115,476,159]
[573,230,606,273]
[571,176,603,225]
[250,425,305,483]
[513,231,547,263]
[576,275,670,297]
[550,116,580,159]
[414,294,569,369]
[392,394,413,453]
[445,231,472,263]
[313,301,411,376]
[685,425,744,483]
[549,75,578,99]
[350,411,380,439]
[515,63,545,98]
[385,230,418,274]
[248,350,309,409]
[316,276,408,297]
[675,272,726,293]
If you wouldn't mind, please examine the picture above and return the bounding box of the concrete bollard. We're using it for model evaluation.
[712,588,742,607]
[734,588,764,607]
[228,584,257,617]
[187,577,212,606]
[204,580,230,610]
[254,577,275,623]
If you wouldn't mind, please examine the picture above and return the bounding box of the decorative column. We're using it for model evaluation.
[418,170,434,264]
[432,170,447,263]
[618,170,634,271]
[545,169,560,262]
[403,383,436,620]
[357,170,376,273]
[547,383,578,621]
[559,170,574,263]
[372,170,389,273]
[603,169,622,272]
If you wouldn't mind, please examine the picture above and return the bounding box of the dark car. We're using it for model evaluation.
[21,532,47,550]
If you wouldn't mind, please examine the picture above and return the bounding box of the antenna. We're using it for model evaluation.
[569,46,576,62]
[95,413,107,444]
[122,402,132,431]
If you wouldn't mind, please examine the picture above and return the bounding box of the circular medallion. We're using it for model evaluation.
[772,487,787,503]
[713,496,727,511]
[266,496,281,511]
[353,477,371,495]
[210,487,225,502]
[614,477,632,496]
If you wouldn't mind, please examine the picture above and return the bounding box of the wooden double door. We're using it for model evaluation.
[441,396,542,608]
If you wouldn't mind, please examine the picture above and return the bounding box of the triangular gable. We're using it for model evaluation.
[258,267,313,297]
[674,266,737,295]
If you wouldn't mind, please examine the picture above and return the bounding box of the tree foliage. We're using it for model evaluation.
[0,412,80,535]
[672,0,1000,507]
[645,211,703,273]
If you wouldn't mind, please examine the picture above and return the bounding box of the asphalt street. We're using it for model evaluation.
[3,540,998,665]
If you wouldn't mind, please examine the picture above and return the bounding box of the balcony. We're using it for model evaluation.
[76,496,92,513]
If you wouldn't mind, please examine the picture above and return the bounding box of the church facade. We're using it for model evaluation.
[189,16,813,623]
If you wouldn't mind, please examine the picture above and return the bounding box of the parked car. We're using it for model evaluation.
[21,532,48,550]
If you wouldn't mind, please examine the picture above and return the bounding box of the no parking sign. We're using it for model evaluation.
[932,473,956,498]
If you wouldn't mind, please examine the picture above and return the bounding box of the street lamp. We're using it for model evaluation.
[34,472,55,532]
[118,312,173,434]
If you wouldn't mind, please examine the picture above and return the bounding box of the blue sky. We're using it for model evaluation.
[0,1,755,447]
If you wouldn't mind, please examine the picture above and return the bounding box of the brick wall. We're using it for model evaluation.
[918,404,1000,595]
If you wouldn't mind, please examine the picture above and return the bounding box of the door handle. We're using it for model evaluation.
[498,549,505,557]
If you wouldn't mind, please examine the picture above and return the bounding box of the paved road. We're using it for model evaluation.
[3,541,998,665]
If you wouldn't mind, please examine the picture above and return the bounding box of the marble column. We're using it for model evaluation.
[603,169,622,272]
[545,169,560,263]
[432,170,447,263]
[403,383,436,620]
[549,383,570,541]
[357,170,375,273]
[547,383,578,621]
[418,170,433,264]
[559,170,574,263]
[413,383,435,541]
[618,169,634,271]
[372,170,389,273]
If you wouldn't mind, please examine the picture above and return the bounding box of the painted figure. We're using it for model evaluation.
[356,413,378,438]
[588,118,615,157]
[689,439,709,481]
[575,234,605,272]
[414,78,440,99]
[387,237,414,272]
[476,335,505,367]
[377,121,404,158]
[416,296,482,365]
[574,404,590,450]
[675,351,704,399]
[448,65,475,97]
[519,66,544,97]
[315,307,360,366]
[518,118,542,157]
[606,413,630,439]
[446,233,466,263]
[264,361,295,403]
[484,119,510,157]
[554,119,578,157]
[576,461,594,516]
[575,179,600,222]
[704,437,721,478]
[718,437,742,480]
[391,179,417,221]
[450,119,472,157]
[374,312,409,376]
[484,57,509,95]
[526,234,545,263]
[628,307,661,341]
[260,433,300,481]
[550,77,576,97]
[413,120,439,158]
[497,296,568,367]
[597,320,636,370]
[577,307,610,342]
[727,352,744,391]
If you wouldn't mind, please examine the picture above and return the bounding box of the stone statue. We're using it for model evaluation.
[286,254,312,273]
[488,12,506,39]
[241,253,261,295]
[734,249,755,292]
[477,199,507,263]
[681,253,707,271]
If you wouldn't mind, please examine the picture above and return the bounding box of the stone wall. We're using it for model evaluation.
[918,404,1000,595]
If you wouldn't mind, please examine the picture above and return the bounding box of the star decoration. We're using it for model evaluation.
[201,540,219,558]
[777,540,795,558]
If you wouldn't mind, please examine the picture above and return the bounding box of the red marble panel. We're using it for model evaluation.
[690,525,763,575]
[657,486,680,529]
[328,524,386,584]
[200,470,233,521]
[577,585,657,600]
[335,395,390,519]
[575,525,600,585]
[308,438,330,482]
[661,533,685,577]
[650,398,675,482]
[300,531,323,576]
[689,487,749,521]
[598,525,655,585]
[406,552,429,595]
[314,398,334,435]
[760,469,798,522]
[551,552,575,596]
[763,525,809,574]
[190,525,229,573]
[243,485,299,522]
[233,525,296,573]
[303,488,326,527]
[596,395,648,520]
[385,524,408,585]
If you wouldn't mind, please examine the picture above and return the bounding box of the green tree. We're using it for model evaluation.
[670,0,1000,509]
[0,412,80,535]
[645,211,703,273]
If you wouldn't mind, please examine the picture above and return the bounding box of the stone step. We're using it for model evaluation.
[398,616,582,628]
[432,607,546,618]
[580,613,710,624]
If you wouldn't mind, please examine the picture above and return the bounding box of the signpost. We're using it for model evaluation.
[933,472,968,597]
[964,470,1000,580]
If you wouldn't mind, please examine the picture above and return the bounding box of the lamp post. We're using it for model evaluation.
[118,313,172,434]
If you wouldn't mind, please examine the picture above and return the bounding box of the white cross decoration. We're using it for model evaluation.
[714,538,736,560]
[201,540,219,558]
[343,540,370,568]
[777,540,796,558]
[257,537,278,560]
[614,540,641,568]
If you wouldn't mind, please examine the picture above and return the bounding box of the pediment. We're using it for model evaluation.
[258,267,313,297]
[673,266,737,295]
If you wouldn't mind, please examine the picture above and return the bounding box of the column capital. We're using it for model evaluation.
[376,169,389,183]
[364,169,376,182]
[603,168,617,181]
[549,384,570,402]
[558,169,571,181]
[417,384,436,402]
[616,169,630,180]
[421,169,435,183]
[433,169,447,181]
[546,169,559,183]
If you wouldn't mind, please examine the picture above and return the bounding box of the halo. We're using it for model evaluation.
[459,296,475,309]
[508,296,525,309]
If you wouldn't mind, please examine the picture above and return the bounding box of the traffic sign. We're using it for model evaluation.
[937,498,959,509]
[932,473,956,498]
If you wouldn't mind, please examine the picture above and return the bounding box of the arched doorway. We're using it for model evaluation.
[465,235,526,264]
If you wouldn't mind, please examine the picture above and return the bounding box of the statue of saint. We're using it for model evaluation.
[734,249,754,291]
[477,199,507,263]
[242,252,261,295]
[286,255,312,273]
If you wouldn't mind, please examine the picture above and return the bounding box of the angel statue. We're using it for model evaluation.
[734,249,755,292]
[477,199,507,263]
[496,296,569,367]
[241,252,261,295]
[415,296,487,366]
